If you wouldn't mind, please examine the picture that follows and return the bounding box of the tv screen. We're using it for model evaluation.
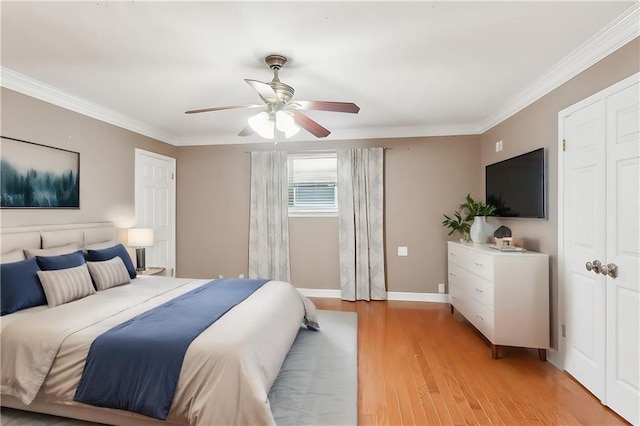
[486,148,546,218]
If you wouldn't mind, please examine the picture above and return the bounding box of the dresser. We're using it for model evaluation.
[447,241,549,360]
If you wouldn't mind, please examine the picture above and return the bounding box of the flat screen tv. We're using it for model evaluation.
[485,148,546,218]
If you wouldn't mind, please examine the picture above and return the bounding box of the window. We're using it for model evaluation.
[288,153,337,215]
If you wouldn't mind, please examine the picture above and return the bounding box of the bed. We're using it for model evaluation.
[0,223,318,425]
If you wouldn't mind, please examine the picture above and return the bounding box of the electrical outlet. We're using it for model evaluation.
[397,246,408,256]
[495,140,503,152]
[438,283,446,293]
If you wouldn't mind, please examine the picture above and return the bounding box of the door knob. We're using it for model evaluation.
[606,263,618,279]
[592,260,601,274]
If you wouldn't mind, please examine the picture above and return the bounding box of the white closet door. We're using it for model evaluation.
[563,99,607,400]
[605,82,639,425]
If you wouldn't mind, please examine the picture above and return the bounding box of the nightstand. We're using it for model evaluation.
[138,267,166,276]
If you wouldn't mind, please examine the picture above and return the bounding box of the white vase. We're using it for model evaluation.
[470,216,488,244]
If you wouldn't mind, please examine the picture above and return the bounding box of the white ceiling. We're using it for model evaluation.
[1,1,638,146]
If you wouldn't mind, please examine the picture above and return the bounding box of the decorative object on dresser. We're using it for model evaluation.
[447,241,549,360]
[127,228,154,271]
[442,194,496,243]
[0,136,80,209]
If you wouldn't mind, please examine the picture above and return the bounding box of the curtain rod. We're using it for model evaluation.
[243,146,392,154]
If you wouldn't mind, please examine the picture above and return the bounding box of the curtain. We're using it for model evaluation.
[248,151,290,282]
[337,147,386,301]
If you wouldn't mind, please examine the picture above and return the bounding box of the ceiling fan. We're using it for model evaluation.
[185,54,360,139]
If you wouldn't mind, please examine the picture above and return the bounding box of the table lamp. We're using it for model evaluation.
[128,228,154,271]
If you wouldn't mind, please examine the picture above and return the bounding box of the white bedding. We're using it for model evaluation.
[0,276,318,425]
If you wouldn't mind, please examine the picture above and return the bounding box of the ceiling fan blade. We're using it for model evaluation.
[185,104,262,114]
[292,110,331,138]
[290,101,360,114]
[245,79,282,104]
[238,124,255,137]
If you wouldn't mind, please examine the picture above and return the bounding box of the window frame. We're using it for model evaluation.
[287,152,338,217]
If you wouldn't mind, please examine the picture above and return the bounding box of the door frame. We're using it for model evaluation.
[134,148,177,276]
[557,72,639,372]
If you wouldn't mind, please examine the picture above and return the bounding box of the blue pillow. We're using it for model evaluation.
[36,250,86,271]
[1,258,46,316]
[86,244,137,279]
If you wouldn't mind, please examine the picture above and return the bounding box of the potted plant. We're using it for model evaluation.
[459,194,496,243]
[442,194,496,244]
[459,194,496,221]
[442,209,471,242]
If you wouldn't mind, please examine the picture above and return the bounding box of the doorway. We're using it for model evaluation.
[134,148,176,276]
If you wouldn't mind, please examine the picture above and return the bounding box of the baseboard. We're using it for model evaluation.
[297,288,450,303]
[297,288,342,298]
[387,292,450,303]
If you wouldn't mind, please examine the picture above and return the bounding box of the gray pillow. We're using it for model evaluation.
[37,264,96,307]
[87,256,131,291]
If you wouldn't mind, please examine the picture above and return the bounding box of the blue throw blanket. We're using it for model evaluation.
[74,278,269,420]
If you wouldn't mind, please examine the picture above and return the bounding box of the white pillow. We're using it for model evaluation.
[84,240,116,251]
[0,249,26,264]
[87,256,131,291]
[37,264,96,307]
[25,243,79,259]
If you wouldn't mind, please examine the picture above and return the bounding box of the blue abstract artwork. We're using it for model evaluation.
[1,137,79,208]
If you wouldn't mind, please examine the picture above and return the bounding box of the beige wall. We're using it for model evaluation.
[0,88,177,232]
[480,37,639,348]
[176,136,482,293]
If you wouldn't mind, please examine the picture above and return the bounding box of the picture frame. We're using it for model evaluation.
[0,136,80,209]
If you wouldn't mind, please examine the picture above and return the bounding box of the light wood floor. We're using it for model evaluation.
[311,298,627,426]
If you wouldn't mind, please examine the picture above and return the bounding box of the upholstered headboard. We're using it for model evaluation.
[0,223,115,255]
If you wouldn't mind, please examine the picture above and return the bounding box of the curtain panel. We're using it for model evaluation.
[248,151,291,282]
[337,147,386,301]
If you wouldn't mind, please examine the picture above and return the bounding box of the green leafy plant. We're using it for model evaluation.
[459,194,496,221]
[442,194,496,241]
[442,210,471,241]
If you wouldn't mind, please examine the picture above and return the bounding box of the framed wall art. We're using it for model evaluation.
[1,136,80,209]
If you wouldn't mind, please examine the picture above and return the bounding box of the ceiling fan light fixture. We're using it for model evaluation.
[275,110,300,138]
[248,111,274,139]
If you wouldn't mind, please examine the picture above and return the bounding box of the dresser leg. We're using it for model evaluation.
[491,344,499,359]
[450,304,454,314]
[538,348,547,362]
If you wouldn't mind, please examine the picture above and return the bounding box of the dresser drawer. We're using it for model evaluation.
[447,243,470,266]
[467,301,495,341]
[450,285,472,319]
[448,243,494,282]
[467,251,494,281]
[448,263,494,310]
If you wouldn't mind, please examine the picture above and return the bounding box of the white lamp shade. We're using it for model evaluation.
[275,110,300,137]
[248,111,274,139]
[128,228,154,247]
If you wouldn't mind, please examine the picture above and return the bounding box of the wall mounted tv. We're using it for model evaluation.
[485,148,546,218]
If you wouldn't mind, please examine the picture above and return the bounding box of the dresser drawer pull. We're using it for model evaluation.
[449,272,456,277]
[475,262,484,267]
[476,314,484,321]
[475,288,483,293]
[450,252,456,256]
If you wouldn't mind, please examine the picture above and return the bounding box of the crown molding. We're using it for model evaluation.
[479,3,639,133]
[0,67,176,145]
[173,122,482,146]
